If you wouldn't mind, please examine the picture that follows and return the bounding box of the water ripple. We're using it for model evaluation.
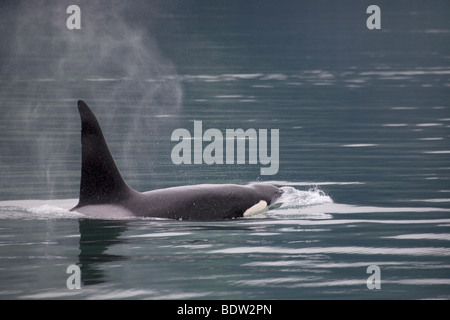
[211,246,450,256]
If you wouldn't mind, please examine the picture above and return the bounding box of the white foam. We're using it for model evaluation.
[265,186,334,220]
[127,232,191,238]
[386,233,450,241]
[416,123,443,127]
[424,151,450,154]
[215,95,243,99]
[222,73,263,79]
[382,123,408,127]
[211,245,450,257]
[27,204,85,219]
[410,198,450,203]
[342,144,378,147]
[261,74,288,81]
[278,186,333,207]
[391,107,419,110]
[0,199,82,219]
[360,70,450,76]
[261,180,363,186]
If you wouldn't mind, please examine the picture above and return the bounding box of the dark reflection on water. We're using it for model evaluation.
[78,219,129,286]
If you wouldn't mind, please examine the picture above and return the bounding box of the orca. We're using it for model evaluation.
[70,100,282,220]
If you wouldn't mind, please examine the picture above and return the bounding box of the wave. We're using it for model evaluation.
[263,186,334,220]
[1,183,448,220]
[0,199,83,220]
[210,245,450,257]
[0,186,331,220]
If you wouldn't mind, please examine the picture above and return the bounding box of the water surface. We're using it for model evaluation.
[0,1,449,299]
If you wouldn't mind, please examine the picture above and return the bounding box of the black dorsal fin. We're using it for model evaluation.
[74,100,134,207]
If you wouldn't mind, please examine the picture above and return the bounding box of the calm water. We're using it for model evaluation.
[0,1,450,299]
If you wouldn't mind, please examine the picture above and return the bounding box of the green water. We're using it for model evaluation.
[0,0,449,299]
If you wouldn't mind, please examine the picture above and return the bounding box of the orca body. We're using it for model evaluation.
[70,101,282,220]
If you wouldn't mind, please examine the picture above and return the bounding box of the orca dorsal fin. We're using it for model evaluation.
[75,100,134,206]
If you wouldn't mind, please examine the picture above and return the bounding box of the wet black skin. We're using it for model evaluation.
[71,100,282,220]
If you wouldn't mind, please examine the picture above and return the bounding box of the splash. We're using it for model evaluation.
[0,199,83,220]
[278,186,333,207]
[0,186,335,220]
[267,186,334,219]
[26,204,85,219]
